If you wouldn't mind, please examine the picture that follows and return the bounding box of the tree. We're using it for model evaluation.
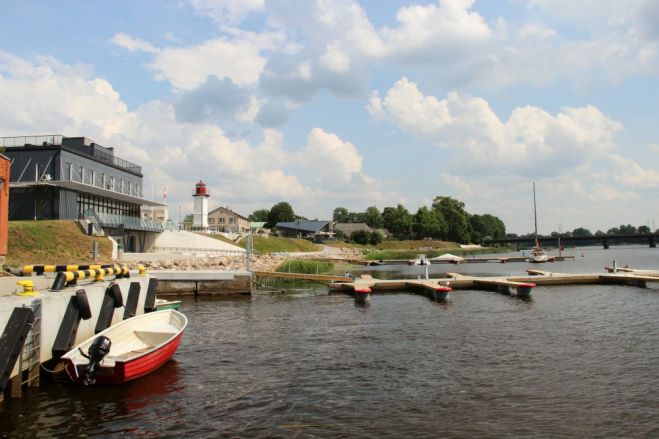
[369,231,383,245]
[363,206,383,228]
[267,202,295,228]
[638,225,651,234]
[333,207,350,222]
[249,209,269,222]
[413,206,446,239]
[572,227,593,237]
[432,196,472,243]
[382,204,413,239]
[619,224,637,234]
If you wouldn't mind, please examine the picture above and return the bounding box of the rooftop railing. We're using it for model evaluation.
[0,135,142,175]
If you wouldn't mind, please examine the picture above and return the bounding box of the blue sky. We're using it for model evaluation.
[1,0,658,234]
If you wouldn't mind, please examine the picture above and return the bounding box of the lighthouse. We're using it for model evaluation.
[192,180,210,231]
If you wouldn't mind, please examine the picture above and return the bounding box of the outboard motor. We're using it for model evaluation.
[79,336,112,385]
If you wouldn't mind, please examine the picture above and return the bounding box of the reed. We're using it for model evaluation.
[275,259,334,274]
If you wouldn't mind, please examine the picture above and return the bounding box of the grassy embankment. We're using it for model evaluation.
[4,220,113,268]
[233,236,320,253]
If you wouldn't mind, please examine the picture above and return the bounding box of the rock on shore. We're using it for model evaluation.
[122,247,364,272]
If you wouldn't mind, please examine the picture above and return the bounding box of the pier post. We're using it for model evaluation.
[516,283,535,299]
[354,287,371,305]
[433,286,451,301]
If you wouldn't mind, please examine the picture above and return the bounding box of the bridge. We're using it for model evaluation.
[484,233,658,249]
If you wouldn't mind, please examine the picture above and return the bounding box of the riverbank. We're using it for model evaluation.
[119,246,365,273]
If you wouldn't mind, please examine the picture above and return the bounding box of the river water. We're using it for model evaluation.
[1,246,658,438]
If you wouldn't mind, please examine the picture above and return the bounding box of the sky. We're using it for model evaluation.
[1,0,658,235]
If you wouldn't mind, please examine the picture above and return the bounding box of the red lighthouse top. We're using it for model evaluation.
[194,180,209,196]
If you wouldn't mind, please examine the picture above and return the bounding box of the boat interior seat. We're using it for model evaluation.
[134,330,176,346]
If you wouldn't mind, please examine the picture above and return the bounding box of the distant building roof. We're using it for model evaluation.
[208,206,248,221]
[334,223,372,234]
[276,220,331,233]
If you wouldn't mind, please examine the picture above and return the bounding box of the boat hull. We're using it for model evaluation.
[63,332,183,385]
[156,301,181,311]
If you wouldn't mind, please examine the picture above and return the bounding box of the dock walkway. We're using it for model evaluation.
[330,268,659,301]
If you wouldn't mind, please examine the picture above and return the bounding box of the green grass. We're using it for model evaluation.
[203,233,242,246]
[6,220,113,267]
[275,259,334,274]
[325,239,459,251]
[239,236,320,253]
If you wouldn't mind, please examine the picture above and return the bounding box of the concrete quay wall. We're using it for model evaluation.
[151,270,251,296]
[0,274,152,382]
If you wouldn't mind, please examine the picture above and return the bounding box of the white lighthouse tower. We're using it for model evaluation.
[192,180,210,231]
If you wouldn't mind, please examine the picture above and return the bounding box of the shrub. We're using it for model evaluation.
[350,230,370,245]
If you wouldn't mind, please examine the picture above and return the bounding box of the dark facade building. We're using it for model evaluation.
[275,220,333,241]
[1,135,164,251]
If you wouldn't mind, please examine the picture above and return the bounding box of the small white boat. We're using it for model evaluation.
[155,298,181,310]
[529,245,549,263]
[61,309,187,385]
[409,254,432,266]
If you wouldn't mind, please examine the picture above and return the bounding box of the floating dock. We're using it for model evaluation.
[329,268,659,303]
[325,255,575,266]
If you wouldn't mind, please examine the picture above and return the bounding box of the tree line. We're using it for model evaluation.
[508,224,657,239]
[245,197,505,244]
[333,196,506,243]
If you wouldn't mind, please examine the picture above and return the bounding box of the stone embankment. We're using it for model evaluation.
[122,247,364,273]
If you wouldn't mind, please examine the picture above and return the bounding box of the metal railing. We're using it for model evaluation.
[84,210,164,232]
[151,246,245,256]
[0,135,142,175]
[0,134,64,147]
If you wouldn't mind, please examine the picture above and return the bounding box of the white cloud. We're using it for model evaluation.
[380,0,492,56]
[110,33,159,54]
[0,51,128,138]
[610,154,659,188]
[151,37,269,89]
[111,29,286,90]
[369,78,623,173]
[518,23,557,40]
[296,127,364,187]
[319,43,351,72]
[0,52,389,219]
[188,0,264,25]
[441,172,472,195]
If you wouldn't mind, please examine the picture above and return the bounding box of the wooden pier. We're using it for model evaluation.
[253,271,353,283]
[329,268,659,302]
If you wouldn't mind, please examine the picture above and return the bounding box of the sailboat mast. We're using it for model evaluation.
[533,182,538,239]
